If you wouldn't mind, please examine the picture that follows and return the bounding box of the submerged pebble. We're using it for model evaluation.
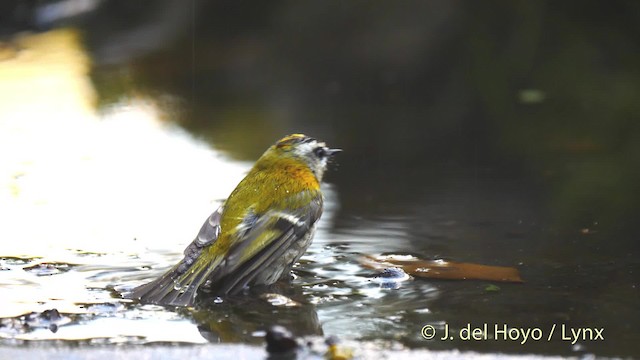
[1,308,72,336]
[369,267,412,289]
[265,325,299,354]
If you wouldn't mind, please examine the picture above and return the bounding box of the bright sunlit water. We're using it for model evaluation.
[0,97,248,342]
[0,29,246,343]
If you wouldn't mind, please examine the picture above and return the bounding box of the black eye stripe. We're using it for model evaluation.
[313,147,327,158]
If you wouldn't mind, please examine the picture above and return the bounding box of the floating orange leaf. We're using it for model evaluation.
[361,255,523,283]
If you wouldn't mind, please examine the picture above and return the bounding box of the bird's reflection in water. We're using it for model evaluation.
[190,283,322,344]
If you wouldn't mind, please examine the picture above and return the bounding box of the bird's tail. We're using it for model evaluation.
[125,256,222,307]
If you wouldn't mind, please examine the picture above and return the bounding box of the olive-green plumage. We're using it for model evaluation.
[126,134,340,306]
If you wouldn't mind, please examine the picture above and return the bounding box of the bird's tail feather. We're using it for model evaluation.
[125,257,222,307]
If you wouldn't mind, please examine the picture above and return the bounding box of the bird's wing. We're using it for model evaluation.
[125,206,225,306]
[201,194,324,296]
[126,193,324,307]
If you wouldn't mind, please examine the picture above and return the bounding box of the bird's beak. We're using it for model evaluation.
[326,148,342,156]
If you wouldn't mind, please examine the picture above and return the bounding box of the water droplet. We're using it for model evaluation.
[571,343,585,352]
[252,330,267,337]
[173,282,182,291]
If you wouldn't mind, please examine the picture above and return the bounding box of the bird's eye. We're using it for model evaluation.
[313,147,327,158]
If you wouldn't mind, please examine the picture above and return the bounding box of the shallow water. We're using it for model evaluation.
[1,7,639,358]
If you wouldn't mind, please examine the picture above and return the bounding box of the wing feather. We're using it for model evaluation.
[125,206,224,306]
[126,193,323,306]
[201,195,323,295]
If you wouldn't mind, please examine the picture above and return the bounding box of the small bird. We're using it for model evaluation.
[126,134,341,306]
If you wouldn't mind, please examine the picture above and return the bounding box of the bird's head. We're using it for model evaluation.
[263,134,341,181]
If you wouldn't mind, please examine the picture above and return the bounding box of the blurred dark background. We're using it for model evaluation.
[46,0,638,234]
[1,0,639,356]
